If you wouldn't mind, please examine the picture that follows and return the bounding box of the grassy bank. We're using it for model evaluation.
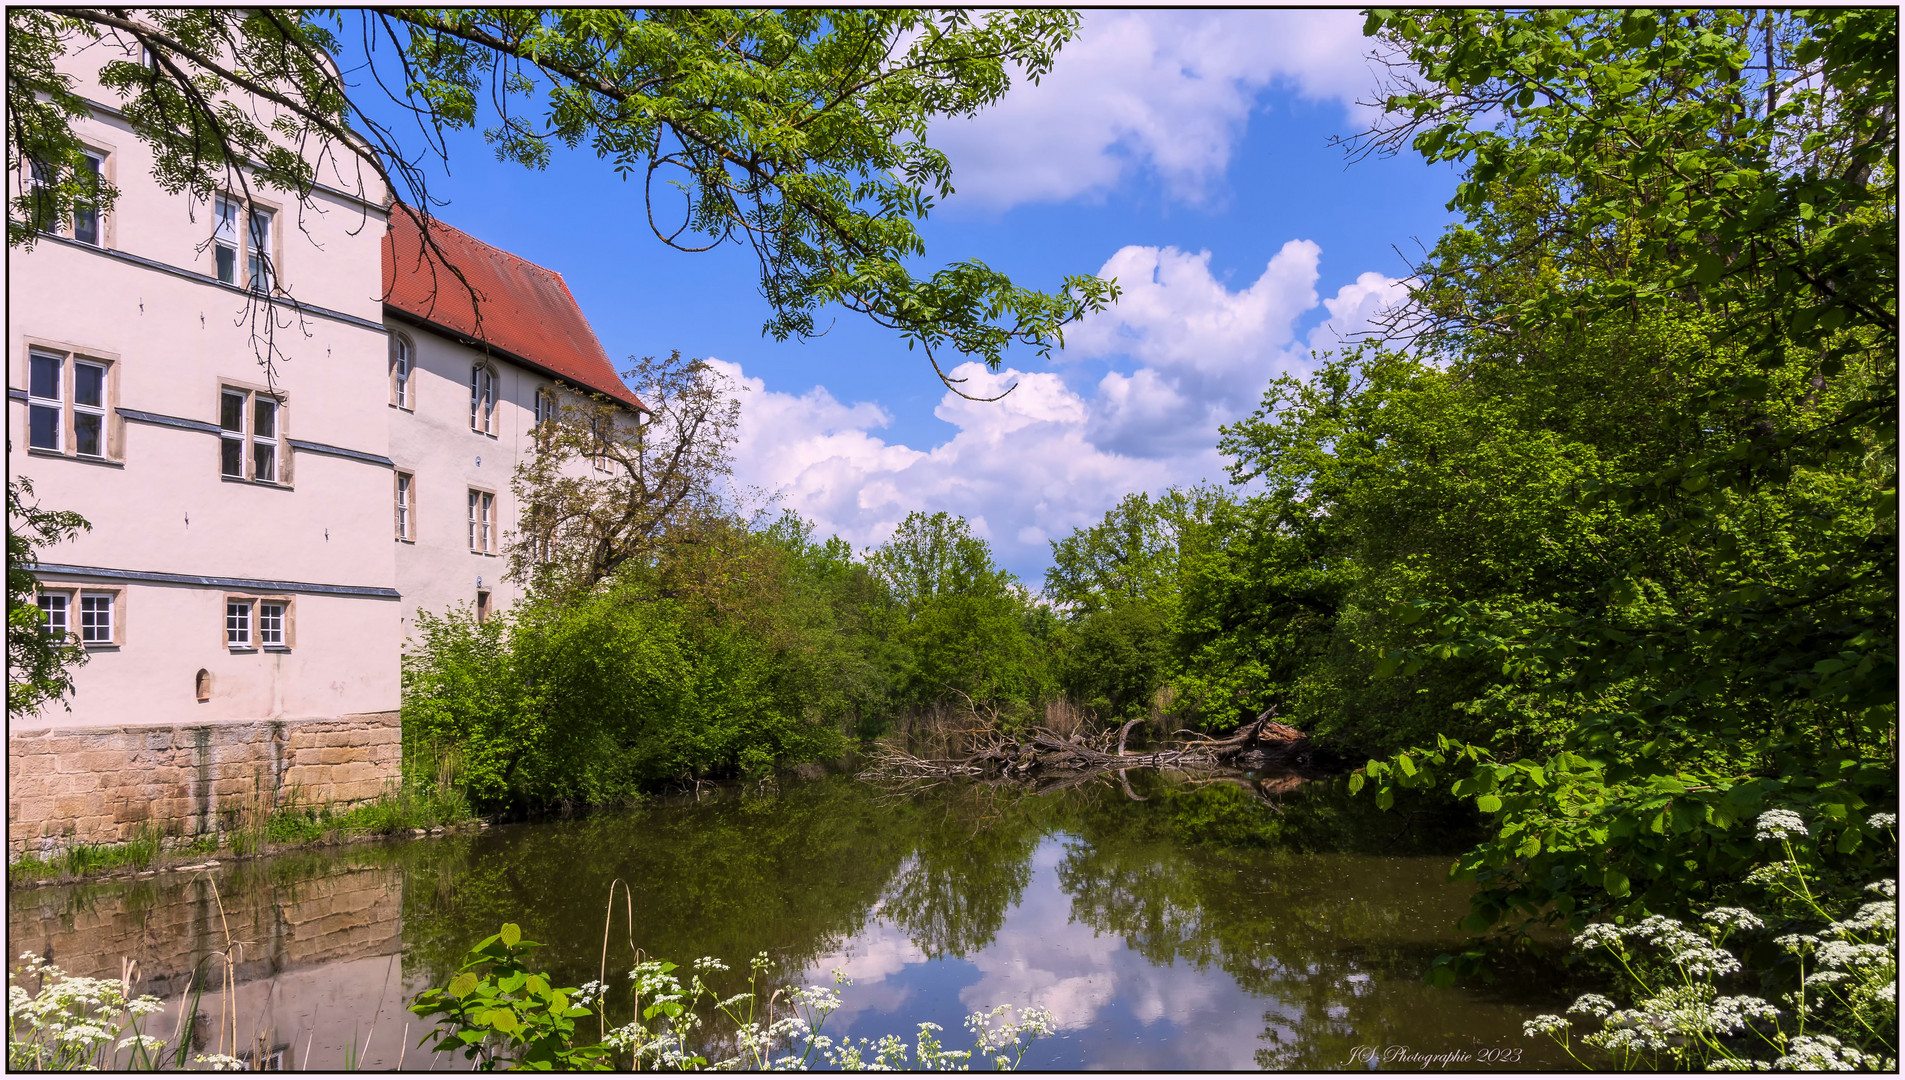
[7,782,477,884]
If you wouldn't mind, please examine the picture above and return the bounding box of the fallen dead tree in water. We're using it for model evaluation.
[861,708,1326,786]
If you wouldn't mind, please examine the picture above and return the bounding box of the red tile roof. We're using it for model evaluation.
[382,212,647,412]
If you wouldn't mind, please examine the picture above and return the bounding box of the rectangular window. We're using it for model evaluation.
[26,347,114,458]
[391,337,412,409]
[26,159,56,235]
[468,490,496,554]
[71,154,102,246]
[213,196,239,284]
[247,207,273,291]
[73,360,105,457]
[226,600,252,647]
[470,365,495,433]
[27,350,62,451]
[220,389,246,477]
[395,472,413,541]
[259,602,285,647]
[38,593,69,638]
[79,593,113,645]
[219,386,284,484]
[252,396,277,482]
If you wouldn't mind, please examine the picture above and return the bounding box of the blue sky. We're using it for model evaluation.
[347,10,1458,581]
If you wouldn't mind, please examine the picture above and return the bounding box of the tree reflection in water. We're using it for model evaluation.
[11,769,1579,1069]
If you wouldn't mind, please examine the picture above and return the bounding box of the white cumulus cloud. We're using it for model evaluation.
[931,10,1381,209]
[722,238,1406,577]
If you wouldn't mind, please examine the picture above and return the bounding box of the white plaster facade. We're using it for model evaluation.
[8,50,642,742]
[9,81,401,732]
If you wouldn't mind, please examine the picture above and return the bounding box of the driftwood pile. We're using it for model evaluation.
[863,708,1321,787]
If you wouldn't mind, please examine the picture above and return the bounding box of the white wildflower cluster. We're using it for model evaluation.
[195,1053,248,1071]
[1529,864,1899,1072]
[966,1004,1057,1069]
[1745,861,1795,887]
[572,980,607,1009]
[607,953,1054,1073]
[1867,813,1897,831]
[1701,907,1765,933]
[823,1031,910,1071]
[1568,993,1616,1018]
[1571,915,1741,977]
[1773,1034,1884,1071]
[7,952,168,1070]
[1756,809,1809,841]
[1522,1014,1570,1036]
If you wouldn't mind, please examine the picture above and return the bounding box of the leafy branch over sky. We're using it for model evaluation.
[8,8,1119,392]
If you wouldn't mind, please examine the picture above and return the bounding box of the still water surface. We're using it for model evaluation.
[9,770,1581,1069]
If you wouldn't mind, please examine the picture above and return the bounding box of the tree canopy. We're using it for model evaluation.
[9,8,1118,388]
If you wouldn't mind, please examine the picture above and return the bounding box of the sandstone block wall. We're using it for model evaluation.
[7,713,401,860]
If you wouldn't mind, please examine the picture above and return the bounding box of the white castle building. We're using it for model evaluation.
[7,51,646,856]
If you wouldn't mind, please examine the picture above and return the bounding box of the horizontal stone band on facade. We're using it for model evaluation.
[114,410,397,467]
[33,233,388,335]
[24,562,401,599]
[116,407,221,435]
[284,438,396,467]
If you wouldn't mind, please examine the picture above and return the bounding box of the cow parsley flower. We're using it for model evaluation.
[1755,809,1808,841]
[1867,813,1897,831]
[1701,907,1764,932]
[1568,993,1616,1017]
[1523,1014,1570,1036]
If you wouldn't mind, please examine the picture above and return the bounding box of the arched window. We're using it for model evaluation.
[470,363,496,434]
[195,668,212,702]
[391,334,413,409]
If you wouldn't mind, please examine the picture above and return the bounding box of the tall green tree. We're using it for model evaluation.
[9,9,1116,385]
[869,511,1041,714]
[1333,8,1896,952]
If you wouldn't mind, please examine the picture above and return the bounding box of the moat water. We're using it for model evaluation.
[8,769,1584,1070]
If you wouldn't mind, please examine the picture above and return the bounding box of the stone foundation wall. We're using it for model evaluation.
[7,713,401,860]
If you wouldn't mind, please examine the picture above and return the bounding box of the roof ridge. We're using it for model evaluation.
[423,214,569,283]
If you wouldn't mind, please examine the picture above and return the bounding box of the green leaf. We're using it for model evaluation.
[1603,869,1630,898]
[1348,772,1365,795]
[500,923,522,948]
[448,973,479,999]
[1476,794,1504,813]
